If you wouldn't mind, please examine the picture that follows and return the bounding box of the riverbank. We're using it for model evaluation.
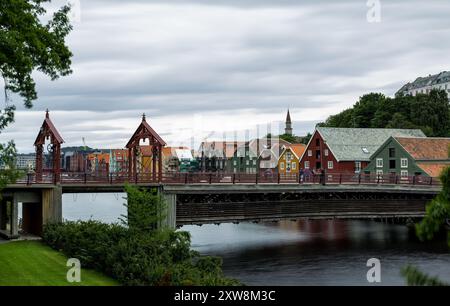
[0,241,118,286]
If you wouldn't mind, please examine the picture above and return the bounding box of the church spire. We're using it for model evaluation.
[284,109,292,136]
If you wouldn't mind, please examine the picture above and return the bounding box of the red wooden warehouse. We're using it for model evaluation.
[299,127,425,174]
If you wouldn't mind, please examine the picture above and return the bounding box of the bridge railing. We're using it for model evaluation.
[16,170,441,187]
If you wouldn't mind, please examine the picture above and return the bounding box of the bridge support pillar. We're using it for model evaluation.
[160,190,177,229]
[42,186,63,225]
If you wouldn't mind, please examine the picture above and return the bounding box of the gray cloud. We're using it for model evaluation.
[3,0,450,152]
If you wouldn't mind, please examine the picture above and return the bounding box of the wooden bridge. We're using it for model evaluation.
[0,111,442,239]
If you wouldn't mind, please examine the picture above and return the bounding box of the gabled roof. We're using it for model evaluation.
[34,110,64,145]
[316,127,426,162]
[290,144,306,159]
[126,114,166,148]
[281,144,306,160]
[395,137,450,160]
[416,162,450,177]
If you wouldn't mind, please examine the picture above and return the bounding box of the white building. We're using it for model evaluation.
[396,71,450,97]
[16,154,36,170]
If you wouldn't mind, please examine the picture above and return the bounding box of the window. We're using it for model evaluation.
[233,160,237,166]
[307,150,312,157]
[376,169,383,177]
[292,162,297,170]
[401,170,408,178]
[324,149,329,156]
[389,148,396,158]
[389,160,396,169]
[316,139,320,146]
[376,158,383,168]
[316,150,321,159]
[304,161,310,169]
[401,158,408,168]
[280,162,285,170]
[246,160,249,166]
[355,161,361,173]
[287,152,292,161]
[328,161,333,169]
[361,147,369,154]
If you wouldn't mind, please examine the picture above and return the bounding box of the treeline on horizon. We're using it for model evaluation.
[317,89,450,137]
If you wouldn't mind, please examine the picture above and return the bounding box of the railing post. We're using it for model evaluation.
[429,177,433,185]
[84,172,87,184]
[135,172,138,184]
[358,174,361,184]
[412,175,416,185]
[110,173,113,184]
[209,173,212,184]
[27,173,32,186]
[233,173,236,184]
[277,173,280,184]
[255,173,258,184]
[395,175,398,185]
[339,173,342,185]
[185,173,188,184]
[377,174,380,184]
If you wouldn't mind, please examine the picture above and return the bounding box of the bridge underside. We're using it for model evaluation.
[174,188,435,226]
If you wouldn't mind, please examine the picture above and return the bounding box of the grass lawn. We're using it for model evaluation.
[0,240,118,286]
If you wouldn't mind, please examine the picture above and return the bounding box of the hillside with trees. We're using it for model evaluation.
[318,89,450,137]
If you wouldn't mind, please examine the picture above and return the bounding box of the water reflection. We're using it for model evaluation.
[62,194,450,286]
[183,220,450,286]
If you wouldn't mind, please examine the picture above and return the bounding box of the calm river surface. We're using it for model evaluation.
[62,193,450,286]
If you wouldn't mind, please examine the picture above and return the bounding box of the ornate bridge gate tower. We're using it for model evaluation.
[34,110,64,183]
[126,114,166,182]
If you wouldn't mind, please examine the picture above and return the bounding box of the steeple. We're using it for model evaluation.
[284,109,292,136]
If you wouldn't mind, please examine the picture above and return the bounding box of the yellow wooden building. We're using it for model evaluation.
[278,144,306,176]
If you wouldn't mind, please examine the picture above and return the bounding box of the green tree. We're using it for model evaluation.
[352,93,387,128]
[318,108,354,128]
[320,89,450,137]
[386,112,416,129]
[0,0,73,190]
[402,166,450,286]
[279,133,296,143]
[121,185,167,232]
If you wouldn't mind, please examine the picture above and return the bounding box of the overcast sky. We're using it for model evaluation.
[2,0,450,153]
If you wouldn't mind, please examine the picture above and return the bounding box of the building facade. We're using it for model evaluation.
[199,141,242,172]
[230,140,259,174]
[365,136,450,178]
[16,154,36,170]
[396,71,450,97]
[257,137,291,176]
[299,127,426,174]
[278,144,306,177]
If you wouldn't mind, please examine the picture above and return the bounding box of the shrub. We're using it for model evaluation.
[43,185,239,286]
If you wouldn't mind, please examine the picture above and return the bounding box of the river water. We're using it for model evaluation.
[62,193,450,286]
